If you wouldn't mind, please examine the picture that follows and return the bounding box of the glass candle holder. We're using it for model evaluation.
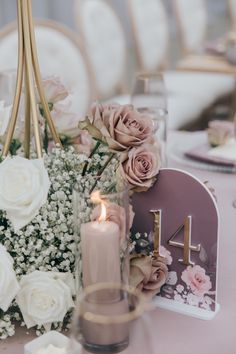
[73,180,130,294]
[69,283,150,354]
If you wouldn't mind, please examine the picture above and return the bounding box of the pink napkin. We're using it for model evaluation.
[185,144,236,168]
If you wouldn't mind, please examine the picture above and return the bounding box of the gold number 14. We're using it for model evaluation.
[150,211,201,266]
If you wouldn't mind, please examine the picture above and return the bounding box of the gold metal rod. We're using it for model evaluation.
[27,0,62,147]
[2,0,24,157]
[22,0,42,158]
[24,64,31,158]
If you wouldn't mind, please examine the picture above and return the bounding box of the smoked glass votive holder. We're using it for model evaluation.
[69,283,146,354]
[73,180,131,293]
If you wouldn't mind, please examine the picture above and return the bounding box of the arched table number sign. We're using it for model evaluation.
[131,168,220,320]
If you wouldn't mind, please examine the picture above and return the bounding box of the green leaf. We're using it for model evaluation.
[9,139,22,156]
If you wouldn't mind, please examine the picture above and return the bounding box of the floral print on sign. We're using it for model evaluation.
[173,265,215,311]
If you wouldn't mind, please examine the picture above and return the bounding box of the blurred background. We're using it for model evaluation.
[0,0,236,132]
[0,0,231,63]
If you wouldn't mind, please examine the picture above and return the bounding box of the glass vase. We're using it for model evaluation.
[73,180,130,294]
[69,283,155,354]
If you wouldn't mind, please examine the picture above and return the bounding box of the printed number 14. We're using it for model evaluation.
[150,210,201,266]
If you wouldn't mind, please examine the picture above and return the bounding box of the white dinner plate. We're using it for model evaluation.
[168,132,236,174]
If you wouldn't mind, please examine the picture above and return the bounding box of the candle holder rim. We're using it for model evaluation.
[137,106,168,113]
[134,71,165,82]
[76,282,145,325]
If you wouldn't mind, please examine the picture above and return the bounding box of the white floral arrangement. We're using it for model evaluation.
[0,77,163,339]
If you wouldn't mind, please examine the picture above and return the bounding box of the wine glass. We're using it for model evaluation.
[131,72,168,167]
[69,283,156,354]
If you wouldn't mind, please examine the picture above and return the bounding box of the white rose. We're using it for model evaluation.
[0,157,51,231]
[16,271,75,329]
[0,245,20,311]
[0,101,12,136]
[45,271,76,296]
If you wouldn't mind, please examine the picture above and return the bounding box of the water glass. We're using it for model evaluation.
[131,72,167,110]
[131,72,168,166]
[138,106,168,166]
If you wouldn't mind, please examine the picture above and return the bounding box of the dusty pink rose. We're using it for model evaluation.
[181,265,212,297]
[120,144,160,191]
[207,120,234,147]
[51,107,80,138]
[72,130,93,156]
[130,255,168,299]
[91,202,134,240]
[89,102,154,151]
[38,76,69,104]
[90,102,120,122]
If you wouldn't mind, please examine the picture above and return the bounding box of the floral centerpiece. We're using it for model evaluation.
[0,0,173,342]
[0,75,172,339]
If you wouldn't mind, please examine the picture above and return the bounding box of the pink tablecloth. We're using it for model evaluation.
[1,132,236,354]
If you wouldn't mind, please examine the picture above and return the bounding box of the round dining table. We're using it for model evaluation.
[1,131,235,354]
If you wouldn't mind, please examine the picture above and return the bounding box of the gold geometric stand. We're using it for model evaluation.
[2,0,62,159]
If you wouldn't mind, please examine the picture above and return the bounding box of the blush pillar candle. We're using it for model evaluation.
[73,183,130,295]
[81,219,121,287]
[80,204,129,352]
[73,184,131,353]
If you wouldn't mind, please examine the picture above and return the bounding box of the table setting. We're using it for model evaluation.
[0,1,236,354]
[169,120,236,173]
[1,124,236,354]
[177,30,236,74]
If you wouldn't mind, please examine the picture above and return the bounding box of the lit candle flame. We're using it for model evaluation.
[99,202,107,222]
[91,191,101,204]
[91,191,107,222]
